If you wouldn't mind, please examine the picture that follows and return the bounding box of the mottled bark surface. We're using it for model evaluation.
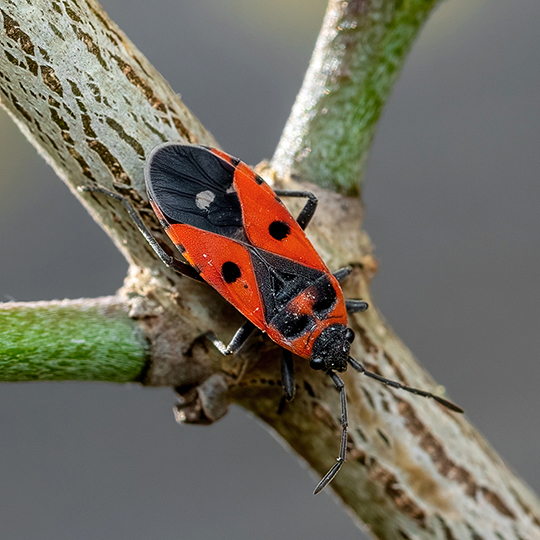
[1,1,540,539]
[272,0,439,195]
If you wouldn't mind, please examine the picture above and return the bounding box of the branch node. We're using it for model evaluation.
[174,373,230,425]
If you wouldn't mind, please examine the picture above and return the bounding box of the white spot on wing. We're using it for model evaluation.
[195,190,215,210]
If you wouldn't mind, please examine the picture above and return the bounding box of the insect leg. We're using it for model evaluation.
[79,186,203,282]
[273,190,318,230]
[333,267,352,282]
[280,349,296,401]
[332,268,369,313]
[206,321,257,356]
[345,300,369,313]
[347,357,464,413]
[314,372,348,494]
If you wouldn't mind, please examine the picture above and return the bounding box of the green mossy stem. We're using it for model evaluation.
[0,297,147,382]
[272,0,439,196]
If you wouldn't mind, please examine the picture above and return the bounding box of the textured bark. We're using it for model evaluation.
[272,0,439,195]
[1,2,540,539]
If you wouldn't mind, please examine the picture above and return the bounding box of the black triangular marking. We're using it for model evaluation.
[249,248,325,323]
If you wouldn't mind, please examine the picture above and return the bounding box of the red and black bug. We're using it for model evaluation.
[81,143,463,494]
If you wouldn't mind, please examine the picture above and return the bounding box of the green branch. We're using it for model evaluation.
[272,0,439,195]
[0,298,147,382]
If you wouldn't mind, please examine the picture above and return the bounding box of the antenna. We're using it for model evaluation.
[313,357,463,495]
[348,357,463,413]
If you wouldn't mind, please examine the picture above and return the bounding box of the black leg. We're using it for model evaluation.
[79,185,203,282]
[273,190,318,230]
[347,357,464,413]
[345,299,369,313]
[333,267,352,283]
[280,349,296,401]
[206,321,257,356]
[333,268,369,313]
[314,372,348,494]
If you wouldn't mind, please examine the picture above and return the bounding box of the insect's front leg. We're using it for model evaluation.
[79,185,203,282]
[273,190,318,230]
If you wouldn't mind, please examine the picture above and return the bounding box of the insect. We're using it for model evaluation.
[81,143,463,494]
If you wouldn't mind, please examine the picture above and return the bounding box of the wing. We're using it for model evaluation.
[208,148,328,272]
[165,222,341,340]
[145,143,333,333]
[145,143,245,240]
[146,144,328,271]
[165,224,268,328]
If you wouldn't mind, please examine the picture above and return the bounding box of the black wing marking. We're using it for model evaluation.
[145,144,244,238]
[249,248,325,323]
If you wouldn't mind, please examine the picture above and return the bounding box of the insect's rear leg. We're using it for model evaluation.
[205,321,257,356]
[273,190,318,230]
[79,185,203,282]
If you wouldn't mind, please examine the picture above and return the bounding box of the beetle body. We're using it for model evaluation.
[81,142,462,494]
[146,143,352,372]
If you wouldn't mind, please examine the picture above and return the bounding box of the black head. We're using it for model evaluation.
[309,324,355,373]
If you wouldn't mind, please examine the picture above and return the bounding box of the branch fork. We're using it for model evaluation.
[1,1,539,538]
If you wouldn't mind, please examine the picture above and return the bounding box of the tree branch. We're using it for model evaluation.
[272,0,439,195]
[1,1,540,539]
[0,297,146,382]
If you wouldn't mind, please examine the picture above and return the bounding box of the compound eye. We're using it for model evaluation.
[345,328,355,343]
[309,357,325,371]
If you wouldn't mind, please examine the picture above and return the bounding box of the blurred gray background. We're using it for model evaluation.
[1,0,539,538]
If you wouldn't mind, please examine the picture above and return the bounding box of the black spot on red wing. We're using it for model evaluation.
[254,174,264,185]
[311,277,338,318]
[222,261,242,283]
[269,220,290,241]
